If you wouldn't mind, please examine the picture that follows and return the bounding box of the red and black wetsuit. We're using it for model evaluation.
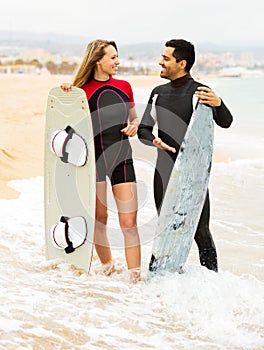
[138,74,233,271]
[82,77,136,185]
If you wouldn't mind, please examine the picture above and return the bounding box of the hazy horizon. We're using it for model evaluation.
[1,0,264,46]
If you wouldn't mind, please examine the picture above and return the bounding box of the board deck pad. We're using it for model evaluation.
[44,87,96,272]
[148,103,214,278]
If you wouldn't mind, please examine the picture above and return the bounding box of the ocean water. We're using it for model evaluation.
[204,77,264,159]
[0,77,263,349]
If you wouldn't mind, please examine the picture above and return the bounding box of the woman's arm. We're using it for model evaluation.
[121,107,139,137]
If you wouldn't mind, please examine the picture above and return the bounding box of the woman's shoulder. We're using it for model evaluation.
[111,76,132,88]
[109,77,134,95]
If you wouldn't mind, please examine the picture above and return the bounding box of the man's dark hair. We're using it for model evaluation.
[165,39,195,72]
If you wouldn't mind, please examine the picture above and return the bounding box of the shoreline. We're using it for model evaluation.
[0,73,233,199]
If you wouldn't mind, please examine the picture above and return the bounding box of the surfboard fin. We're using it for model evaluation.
[49,125,88,166]
[50,216,87,254]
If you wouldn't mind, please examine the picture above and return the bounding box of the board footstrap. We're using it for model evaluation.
[49,125,88,166]
[51,216,87,254]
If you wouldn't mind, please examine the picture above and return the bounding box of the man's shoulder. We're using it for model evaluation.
[152,82,171,93]
[191,79,209,88]
[186,78,210,95]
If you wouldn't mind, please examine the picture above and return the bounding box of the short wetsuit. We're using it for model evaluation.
[82,77,136,185]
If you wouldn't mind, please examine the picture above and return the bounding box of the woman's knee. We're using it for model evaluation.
[119,215,137,231]
[96,210,108,225]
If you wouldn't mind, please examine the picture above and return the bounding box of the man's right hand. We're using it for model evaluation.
[153,138,176,153]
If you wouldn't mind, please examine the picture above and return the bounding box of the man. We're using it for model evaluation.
[138,39,233,272]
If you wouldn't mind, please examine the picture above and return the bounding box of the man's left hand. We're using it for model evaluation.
[195,86,221,107]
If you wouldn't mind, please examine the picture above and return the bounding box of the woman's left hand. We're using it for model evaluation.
[60,83,72,92]
[121,124,138,137]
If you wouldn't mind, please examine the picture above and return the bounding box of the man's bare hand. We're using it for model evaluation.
[153,138,176,153]
[195,86,221,107]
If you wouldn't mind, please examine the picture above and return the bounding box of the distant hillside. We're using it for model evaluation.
[1,31,264,59]
[197,42,264,60]
[0,31,89,56]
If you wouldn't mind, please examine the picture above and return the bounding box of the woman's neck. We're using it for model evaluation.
[93,71,110,82]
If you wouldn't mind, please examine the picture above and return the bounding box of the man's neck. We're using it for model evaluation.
[170,73,191,88]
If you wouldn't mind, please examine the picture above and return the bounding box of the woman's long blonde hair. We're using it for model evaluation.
[72,39,117,87]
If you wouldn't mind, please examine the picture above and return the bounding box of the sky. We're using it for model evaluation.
[0,0,263,46]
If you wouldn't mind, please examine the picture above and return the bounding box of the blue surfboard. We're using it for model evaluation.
[148,102,214,277]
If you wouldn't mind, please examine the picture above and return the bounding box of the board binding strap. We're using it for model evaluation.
[49,125,88,167]
[51,216,87,254]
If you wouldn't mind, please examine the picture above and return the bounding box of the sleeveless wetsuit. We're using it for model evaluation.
[138,74,233,271]
[82,77,136,185]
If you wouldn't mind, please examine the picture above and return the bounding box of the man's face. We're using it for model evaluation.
[159,46,186,80]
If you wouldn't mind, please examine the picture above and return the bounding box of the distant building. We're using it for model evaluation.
[0,64,37,74]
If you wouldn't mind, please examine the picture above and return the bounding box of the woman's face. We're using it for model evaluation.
[97,45,120,76]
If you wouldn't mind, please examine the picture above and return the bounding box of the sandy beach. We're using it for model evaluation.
[0,74,166,199]
[0,73,263,349]
[0,73,228,199]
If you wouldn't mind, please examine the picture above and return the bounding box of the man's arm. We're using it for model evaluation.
[138,92,176,153]
[213,101,233,128]
[137,92,157,146]
[195,86,233,128]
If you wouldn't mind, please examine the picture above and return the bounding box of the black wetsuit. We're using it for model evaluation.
[138,74,233,271]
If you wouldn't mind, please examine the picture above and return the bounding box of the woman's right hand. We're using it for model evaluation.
[60,83,72,92]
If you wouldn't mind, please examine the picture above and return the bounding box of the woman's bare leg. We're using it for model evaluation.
[94,181,112,265]
[112,182,141,281]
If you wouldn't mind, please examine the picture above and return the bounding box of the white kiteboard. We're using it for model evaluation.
[44,87,96,272]
[148,101,214,278]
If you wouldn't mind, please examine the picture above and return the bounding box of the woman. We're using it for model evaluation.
[61,40,141,283]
